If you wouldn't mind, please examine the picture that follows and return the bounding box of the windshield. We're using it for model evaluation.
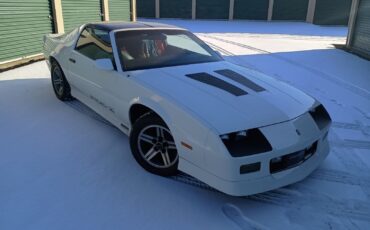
[114,29,223,71]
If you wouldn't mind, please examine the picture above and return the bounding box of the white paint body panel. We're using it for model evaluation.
[43,24,330,196]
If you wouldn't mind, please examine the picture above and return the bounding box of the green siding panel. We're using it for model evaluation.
[0,0,54,62]
[109,0,131,21]
[314,0,352,25]
[62,0,103,32]
[137,0,155,18]
[196,0,230,19]
[272,0,309,21]
[352,0,370,58]
[233,0,269,20]
[160,0,192,19]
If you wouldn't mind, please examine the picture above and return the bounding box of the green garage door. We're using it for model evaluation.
[160,0,192,19]
[234,0,269,20]
[196,0,229,19]
[272,0,309,21]
[351,0,370,58]
[314,0,352,25]
[109,0,131,21]
[137,0,155,18]
[0,0,54,63]
[62,0,103,32]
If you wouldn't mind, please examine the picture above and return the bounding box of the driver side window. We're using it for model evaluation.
[75,27,114,62]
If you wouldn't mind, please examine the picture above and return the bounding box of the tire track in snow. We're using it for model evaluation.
[170,173,370,222]
[204,39,256,70]
[222,203,268,230]
[171,172,218,192]
[310,168,370,188]
[207,42,235,56]
[202,35,270,54]
[331,145,369,172]
[249,188,370,223]
[332,148,370,200]
[65,100,115,128]
[202,35,370,100]
[332,121,370,137]
[173,168,370,197]
[329,131,370,199]
[206,33,346,42]
[330,139,370,150]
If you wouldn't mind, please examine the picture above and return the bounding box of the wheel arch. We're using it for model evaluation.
[129,100,172,128]
[48,55,63,71]
[49,56,58,65]
[49,55,70,82]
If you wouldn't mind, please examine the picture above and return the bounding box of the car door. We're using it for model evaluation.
[67,26,122,124]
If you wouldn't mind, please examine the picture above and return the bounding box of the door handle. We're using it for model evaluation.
[69,58,76,63]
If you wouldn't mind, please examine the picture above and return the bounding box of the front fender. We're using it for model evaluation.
[128,96,173,131]
[128,96,211,168]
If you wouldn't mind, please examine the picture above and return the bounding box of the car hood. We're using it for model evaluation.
[134,61,315,134]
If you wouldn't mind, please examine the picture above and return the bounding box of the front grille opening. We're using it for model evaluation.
[222,128,273,157]
[270,141,318,174]
[240,162,261,174]
[309,104,332,130]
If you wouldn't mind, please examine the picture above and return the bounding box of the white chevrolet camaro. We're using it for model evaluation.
[43,22,331,196]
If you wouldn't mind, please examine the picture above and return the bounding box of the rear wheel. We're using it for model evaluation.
[51,61,73,101]
[130,113,179,176]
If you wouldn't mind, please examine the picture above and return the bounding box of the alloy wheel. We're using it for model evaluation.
[137,125,178,169]
[52,66,64,96]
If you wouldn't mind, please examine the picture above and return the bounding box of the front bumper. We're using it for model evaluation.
[179,137,329,196]
[178,112,331,196]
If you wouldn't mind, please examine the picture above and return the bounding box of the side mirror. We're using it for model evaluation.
[95,58,114,71]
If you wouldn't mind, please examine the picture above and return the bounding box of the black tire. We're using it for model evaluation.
[130,113,179,176]
[51,61,73,101]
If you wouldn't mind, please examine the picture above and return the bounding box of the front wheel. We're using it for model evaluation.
[130,113,179,176]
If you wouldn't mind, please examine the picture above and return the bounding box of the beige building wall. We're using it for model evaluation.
[51,0,64,33]
[102,0,110,21]
[131,0,137,21]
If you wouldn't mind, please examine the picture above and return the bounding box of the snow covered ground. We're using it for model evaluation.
[1,20,370,230]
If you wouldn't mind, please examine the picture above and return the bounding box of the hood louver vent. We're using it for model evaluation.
[215,69,265,92]
[186,72,247,96]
